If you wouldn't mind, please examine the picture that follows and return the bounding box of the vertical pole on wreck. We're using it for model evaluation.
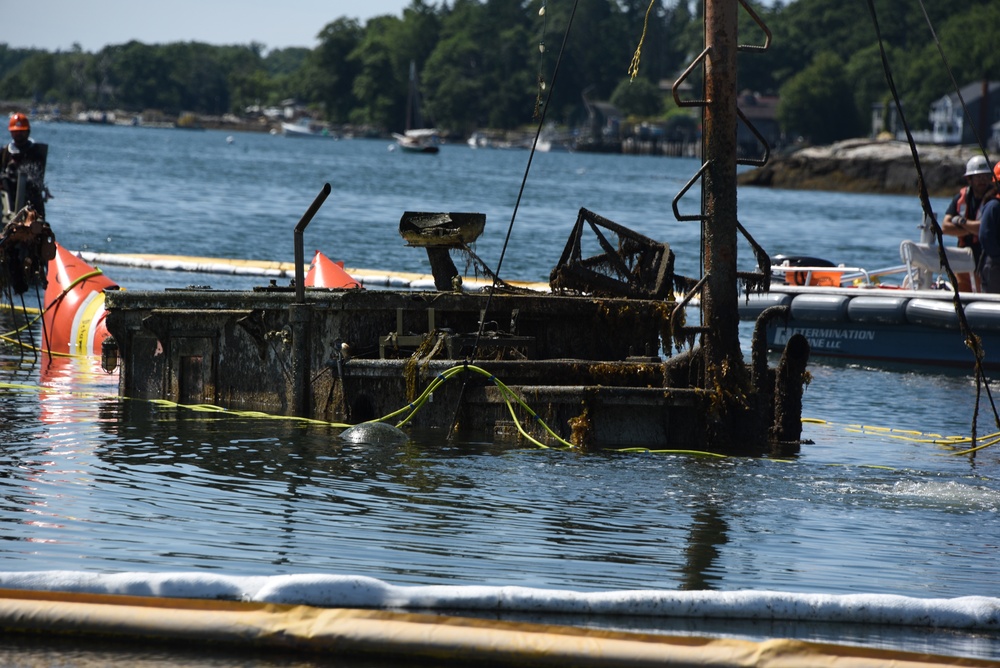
[701,0,748,447]
[291,183,331,418]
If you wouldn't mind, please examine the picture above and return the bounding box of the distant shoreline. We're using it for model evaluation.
[12,106,988,191]
[737,138,981,198]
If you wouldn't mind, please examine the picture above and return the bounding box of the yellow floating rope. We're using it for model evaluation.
[3,363,997,460]
[803,418,999,454]
[0,303,41,315]
[949,434,1000,457]
[613,447,727,458]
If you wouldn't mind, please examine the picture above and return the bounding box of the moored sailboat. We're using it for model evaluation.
[393,61,440,154]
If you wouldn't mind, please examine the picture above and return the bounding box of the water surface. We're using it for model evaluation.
[0,123,997,660]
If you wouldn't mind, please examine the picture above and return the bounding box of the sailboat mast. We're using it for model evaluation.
[406,60,419,132]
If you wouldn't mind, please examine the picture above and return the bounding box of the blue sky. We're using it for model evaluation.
[4,0,413,53]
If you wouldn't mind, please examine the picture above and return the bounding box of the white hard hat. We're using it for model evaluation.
[965,155,992,176]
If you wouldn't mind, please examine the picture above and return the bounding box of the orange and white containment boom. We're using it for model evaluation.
[43,242,117,356]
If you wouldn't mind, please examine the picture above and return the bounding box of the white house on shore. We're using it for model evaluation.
[872,79,1000,148]
[929,80,1000,145]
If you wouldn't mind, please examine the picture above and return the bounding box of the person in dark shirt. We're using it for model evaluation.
[942,155,993,291]
[974,162,1000,292]
[0,113,49,220]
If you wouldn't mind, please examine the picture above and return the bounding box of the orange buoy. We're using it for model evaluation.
[304,250,363,289]
[42,243,118,356]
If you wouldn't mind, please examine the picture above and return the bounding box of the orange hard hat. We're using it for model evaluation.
[995,161,1000,182]
[8,113,29,132]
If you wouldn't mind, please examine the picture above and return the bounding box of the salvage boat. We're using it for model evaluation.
[739,223,999,370]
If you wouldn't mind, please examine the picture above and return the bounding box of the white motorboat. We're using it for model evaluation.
[281,118,336,139]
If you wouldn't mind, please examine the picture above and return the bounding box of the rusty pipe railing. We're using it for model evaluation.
[294,183,332,303]
[291,183,331,417]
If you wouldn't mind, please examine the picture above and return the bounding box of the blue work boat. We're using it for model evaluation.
[739,233,1000,370]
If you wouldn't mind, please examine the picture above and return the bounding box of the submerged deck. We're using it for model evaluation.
[104,285,799,454]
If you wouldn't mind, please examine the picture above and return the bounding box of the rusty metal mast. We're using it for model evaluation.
[669,0,789,451]
[702,0,747,446]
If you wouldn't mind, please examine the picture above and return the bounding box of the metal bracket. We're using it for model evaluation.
[549,208,674,299]
[379,307,437,358]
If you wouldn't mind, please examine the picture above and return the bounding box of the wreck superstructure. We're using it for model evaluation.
[102,0,806,455]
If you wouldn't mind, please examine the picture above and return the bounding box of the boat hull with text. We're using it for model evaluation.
[740,239,1000,370]
[740,285,1000,369]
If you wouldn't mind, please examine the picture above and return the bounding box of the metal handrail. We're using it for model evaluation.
[769,264,872,286]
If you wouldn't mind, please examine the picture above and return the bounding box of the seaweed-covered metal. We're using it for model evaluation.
[550,208,675,299]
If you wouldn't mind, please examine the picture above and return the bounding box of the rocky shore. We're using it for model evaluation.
[737,138,984,198]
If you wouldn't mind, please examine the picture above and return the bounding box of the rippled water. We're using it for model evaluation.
[7,360,998,594]
[1,123,998,660]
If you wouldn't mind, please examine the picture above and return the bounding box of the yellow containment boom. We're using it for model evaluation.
[0,589,993,667]
[75,250,551,291]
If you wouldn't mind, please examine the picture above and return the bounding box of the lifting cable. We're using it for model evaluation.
[866,0,1000,454]
[483,0,580,304]
[444,0,581,437]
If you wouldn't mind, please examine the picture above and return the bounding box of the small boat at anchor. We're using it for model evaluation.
[392,129,440,154]
[392,61,440,154]
[281,118,336,139]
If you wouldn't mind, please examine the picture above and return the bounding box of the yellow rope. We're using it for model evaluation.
[627,0,657,80]
[0,303,41,315]
[4,363,996,459]
[614,447,727,458]
[804,417,998,454]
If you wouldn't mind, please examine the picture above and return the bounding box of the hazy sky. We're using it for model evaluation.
[3,0,414,53]
[5,1,785,54]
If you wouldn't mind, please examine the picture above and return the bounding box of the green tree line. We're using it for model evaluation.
[1,0,997,143]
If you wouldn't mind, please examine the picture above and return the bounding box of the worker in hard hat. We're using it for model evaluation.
[0,112,50,220]
[942,155,995,291]
[973,162,1000,293]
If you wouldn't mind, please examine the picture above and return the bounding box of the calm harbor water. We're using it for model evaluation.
[1,122,998,661]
